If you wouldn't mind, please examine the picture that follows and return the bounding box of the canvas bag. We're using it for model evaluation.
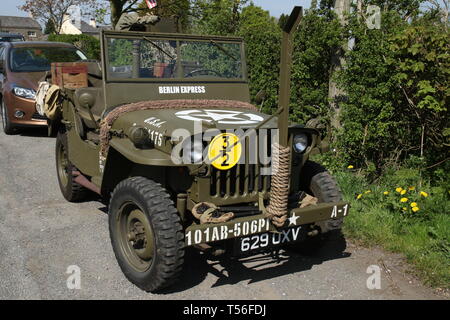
[43,85,63,120]
[35,81,50,116]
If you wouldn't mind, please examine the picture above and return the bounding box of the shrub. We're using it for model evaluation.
[337,11,449,174]
[48,34,101,60]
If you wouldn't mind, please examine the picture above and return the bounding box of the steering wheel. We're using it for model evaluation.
[185,69,223,78]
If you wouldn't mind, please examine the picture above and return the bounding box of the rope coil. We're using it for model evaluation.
[265,143,291,228]
[191,202,234,224]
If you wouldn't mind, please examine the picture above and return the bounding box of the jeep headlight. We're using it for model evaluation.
[187,139,203,164]
[13,86,36,100]
[293,134,309,153]
[128,126,150,147]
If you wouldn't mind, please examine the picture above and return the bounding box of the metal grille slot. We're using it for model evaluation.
[209,130,272,198]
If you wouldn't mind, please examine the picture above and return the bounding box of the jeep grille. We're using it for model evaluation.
[209,134,272,198]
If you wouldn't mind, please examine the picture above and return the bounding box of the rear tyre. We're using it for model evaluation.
[285,161,344,255]
[109,177,185,292]
[55,131,88,202]
[1,99,17,135]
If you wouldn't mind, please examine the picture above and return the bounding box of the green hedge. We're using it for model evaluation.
[48,34,101,60]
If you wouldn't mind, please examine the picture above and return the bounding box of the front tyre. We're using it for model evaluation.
[109,177,185,292]
[1,99,17,135]
[285,161,344,255]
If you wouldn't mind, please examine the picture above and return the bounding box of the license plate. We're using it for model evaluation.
[235,226,303,255]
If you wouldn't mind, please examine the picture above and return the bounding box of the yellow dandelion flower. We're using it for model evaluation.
[420,191,428,197]
[383,191,389,195]
[400,189,407,195]
[412,207,420,212]
[365,190,371,194]
[408,186,415,191]
[402,207,407,211]
[396,187,403,193]
[400,197,408,203]
[348,165,354,169]
[357,194,363,199]
[410,202,418,208]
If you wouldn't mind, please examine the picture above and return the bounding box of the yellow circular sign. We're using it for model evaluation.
[208,133,242,170]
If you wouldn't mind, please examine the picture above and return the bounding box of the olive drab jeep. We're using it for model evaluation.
[52,7,349,292]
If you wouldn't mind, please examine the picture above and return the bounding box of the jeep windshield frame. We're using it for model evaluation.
[101,30,248,83]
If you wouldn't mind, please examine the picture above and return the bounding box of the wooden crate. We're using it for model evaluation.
[51,62,88,89]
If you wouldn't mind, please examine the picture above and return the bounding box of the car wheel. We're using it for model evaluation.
[109,177,185,292]
[284,161,344,255]
[1,99,17,135]
[55,131,88,202]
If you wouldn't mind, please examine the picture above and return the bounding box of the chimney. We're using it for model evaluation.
[63,14,71,23]
[28,12,34,19]
[89,18,97,28]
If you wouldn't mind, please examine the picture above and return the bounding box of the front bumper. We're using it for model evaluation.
[5,95,47,127]
[185,201,349,246]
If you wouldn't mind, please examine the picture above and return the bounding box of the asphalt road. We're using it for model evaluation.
[0,127,444,300]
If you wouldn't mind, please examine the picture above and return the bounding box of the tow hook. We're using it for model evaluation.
[194,243,226,257]
[307,229,320,237]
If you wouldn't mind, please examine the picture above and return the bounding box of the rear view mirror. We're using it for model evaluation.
[255,90,267,104]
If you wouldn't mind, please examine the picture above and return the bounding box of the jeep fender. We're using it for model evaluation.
[100,139,183,197]
[109,138,174,166]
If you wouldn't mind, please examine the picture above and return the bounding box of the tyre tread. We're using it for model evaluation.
[109,177,184,292]
[56,131,88,202]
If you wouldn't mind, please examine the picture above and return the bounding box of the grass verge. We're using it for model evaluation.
[335,171,450,289]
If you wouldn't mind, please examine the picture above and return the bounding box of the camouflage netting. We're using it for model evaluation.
[99,99,258,157]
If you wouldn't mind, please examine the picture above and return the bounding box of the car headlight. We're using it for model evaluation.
[13,87,36,100]
[293,134,309,153]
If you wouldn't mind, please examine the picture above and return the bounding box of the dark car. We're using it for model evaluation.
[0,41,87,134]
[0,33,25,43]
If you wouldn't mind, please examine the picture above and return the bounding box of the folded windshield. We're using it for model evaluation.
[106,36,244,81]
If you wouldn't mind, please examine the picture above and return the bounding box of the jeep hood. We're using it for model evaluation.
[111,107,278,135]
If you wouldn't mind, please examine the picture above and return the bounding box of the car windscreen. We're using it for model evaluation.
[0,37,24,42]
[9,47,88,72]
[106,37,244,81]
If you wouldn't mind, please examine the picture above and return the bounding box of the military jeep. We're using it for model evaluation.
[53,7,349,292]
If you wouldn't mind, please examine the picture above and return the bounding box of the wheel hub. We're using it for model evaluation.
[118,206,155,271]
[128,222,147,249]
